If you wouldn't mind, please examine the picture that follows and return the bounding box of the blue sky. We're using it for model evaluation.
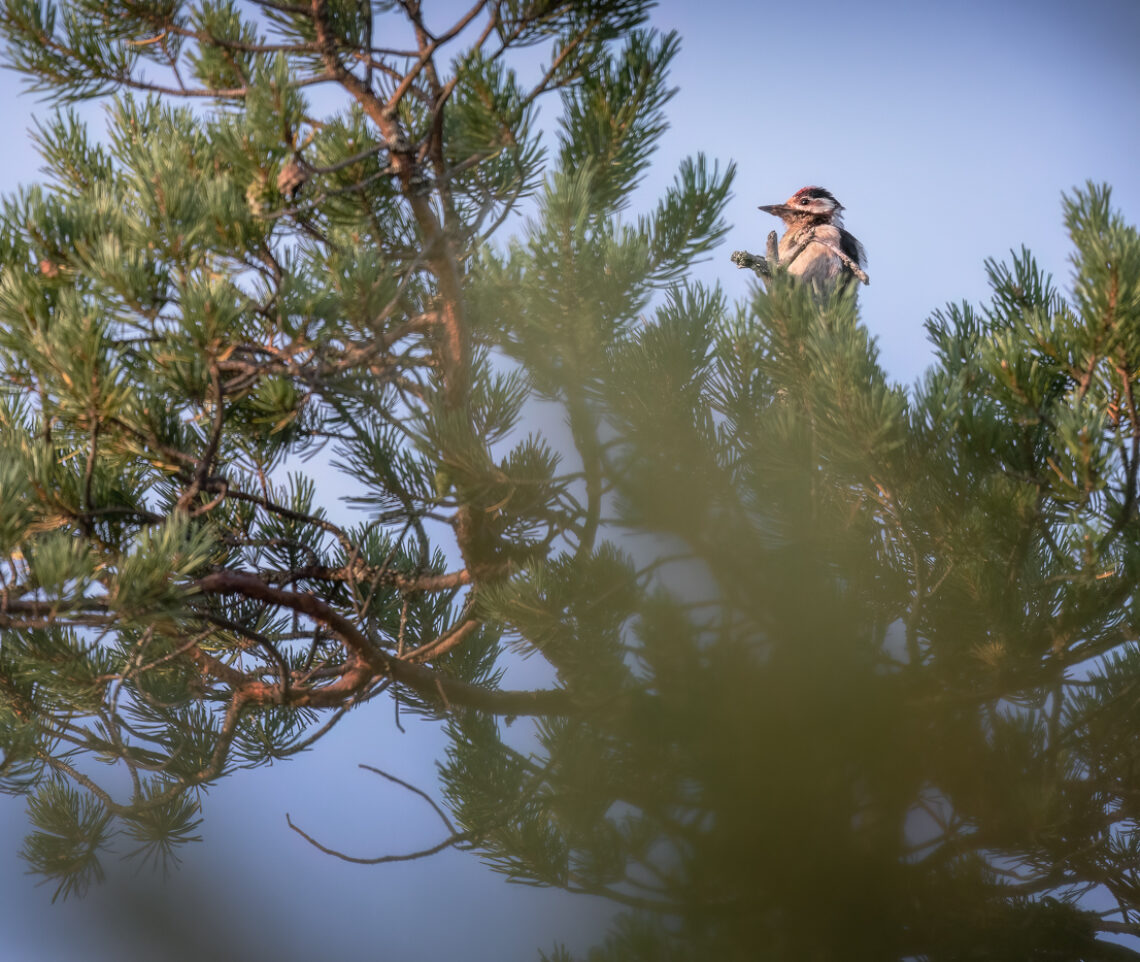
[1,0,1138,958]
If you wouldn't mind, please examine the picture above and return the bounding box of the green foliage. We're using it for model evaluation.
[445,50,545,214]
[445,182,1140,961]
[22,781,112,901]
[557,30,677,213]
[1,2,1139,959]
[120,780,204,872]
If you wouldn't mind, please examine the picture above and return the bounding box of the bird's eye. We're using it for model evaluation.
[798,197,810,205]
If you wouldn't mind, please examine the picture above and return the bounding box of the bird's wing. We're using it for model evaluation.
[838,228,866,268]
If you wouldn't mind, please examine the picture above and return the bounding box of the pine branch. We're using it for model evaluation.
[195,571,571,716]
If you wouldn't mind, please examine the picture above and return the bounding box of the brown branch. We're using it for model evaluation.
[286,811,471,864]
[517,17,597,109]
[273,561,470,594]
[1115,346,1139,526]
[199,613,292,699]
[221,485,357,558]
[195,571,571,716]
[359,762,456,832]
[286,758,472,863]
[109,74,248,99]
[177,363,227,513]
[310,0,469,410]
[405,616,479,662]
[186,644,254,690]
[385,1,487,114]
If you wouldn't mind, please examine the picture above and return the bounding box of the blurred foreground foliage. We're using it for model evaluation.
[2,1,1140,958]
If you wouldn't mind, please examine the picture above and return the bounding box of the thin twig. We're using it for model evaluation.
[285,813,471,864]
[358,762,457,833]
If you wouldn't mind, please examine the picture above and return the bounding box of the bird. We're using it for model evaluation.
[757,186,867,289]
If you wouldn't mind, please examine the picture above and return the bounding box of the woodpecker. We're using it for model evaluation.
[758,186,867,288]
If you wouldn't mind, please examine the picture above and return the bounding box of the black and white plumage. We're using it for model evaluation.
[758,186,867,288]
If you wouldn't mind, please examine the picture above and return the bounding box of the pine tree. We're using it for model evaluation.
[2,2,1140,959]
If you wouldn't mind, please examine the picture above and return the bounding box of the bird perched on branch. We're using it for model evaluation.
[759,186,868,288]
[732,186,869,289]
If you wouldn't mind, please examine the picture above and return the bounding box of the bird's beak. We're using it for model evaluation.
[758,203,793,217]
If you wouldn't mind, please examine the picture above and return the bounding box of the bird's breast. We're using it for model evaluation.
[778,224,844,283]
